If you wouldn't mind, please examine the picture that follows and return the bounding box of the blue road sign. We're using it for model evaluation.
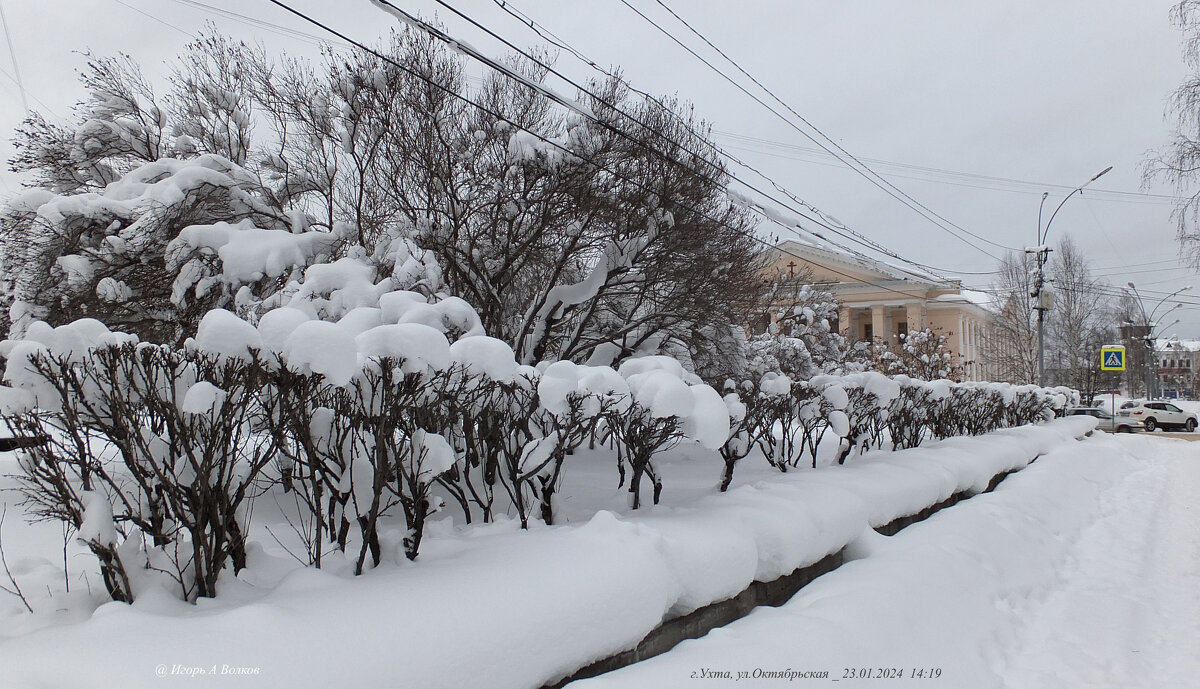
[1100,346,1126,371]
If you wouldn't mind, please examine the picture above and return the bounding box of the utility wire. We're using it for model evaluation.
[716,130,1185,205]
[265,0,946,303]
[464,3,1180,215]
[112,0,193,37]
[619,0,1010,258]
[0,0,27,115]
[720,138,1176,206]
[374,0,990,292]
[174,0,349,48]
[649,0,1016,253]
[484,0,974,281]
[377,0,960,286]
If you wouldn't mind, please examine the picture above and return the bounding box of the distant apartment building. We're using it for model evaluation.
[763,240,992,381]
[1157,339,1200,399]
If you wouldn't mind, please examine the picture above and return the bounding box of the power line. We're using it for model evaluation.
[715,130,1185,205]
[376,0,965,286]
[392,0,996,293]
[718,136,1177,206]
[483,0,978,280]
[1089,265,1192,280]
[370,0,961,296]
[111,0,193,37]
[264,0,947,304]
[621,0,1011,258]
[0,0,27,115]
[1093,258,1189,271]
[171,0,349,48]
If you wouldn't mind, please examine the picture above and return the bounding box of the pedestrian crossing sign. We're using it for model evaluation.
[1100,345,1126,371]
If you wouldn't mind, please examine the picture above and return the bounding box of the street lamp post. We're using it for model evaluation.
[1125,282,1191,398]
[1033,166,1112,386]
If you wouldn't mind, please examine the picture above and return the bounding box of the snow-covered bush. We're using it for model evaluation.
[0,154,289,344]
[746,279,848,381]
[337,357,456,568]
[436,354,541,530]
[717,372,789,490]
[527,361,630,523]
[0,323,277,602]
[872,327,962,381]
[607,357,728,509]
[885,377,934,449]
[3,27,770,375]
[0,308,1074,605]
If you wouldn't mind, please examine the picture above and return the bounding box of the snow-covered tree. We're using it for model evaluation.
[873,327,960,381]
[743,277,848,381]
[0,42,299,343]
[1148,1,1200,265]
[1046,236,1115,400]
[983,252,1038,384]
[4,28,766,369]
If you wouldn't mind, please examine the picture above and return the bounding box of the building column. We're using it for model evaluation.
[838,307,852,340]
[871,306,885,344]
[905,302,926,331]
[957,315,966,379]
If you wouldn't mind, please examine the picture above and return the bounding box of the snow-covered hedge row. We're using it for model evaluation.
[0,314,1072,604]
[0,315,732,599]
[718,370,1073,489]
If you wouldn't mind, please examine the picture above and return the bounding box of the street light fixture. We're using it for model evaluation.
[1125,282,1192,398]
[1033,166,1113,386]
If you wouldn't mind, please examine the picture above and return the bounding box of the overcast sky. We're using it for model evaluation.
[1,0,1197,339]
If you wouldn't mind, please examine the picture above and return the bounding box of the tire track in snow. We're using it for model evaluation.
[999,437,1200,688]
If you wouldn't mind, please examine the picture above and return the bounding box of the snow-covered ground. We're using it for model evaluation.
[3,418,1197,689]
[572,432,1200,689]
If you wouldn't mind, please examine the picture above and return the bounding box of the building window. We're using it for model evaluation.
[863,323,873,342]
[896,321,908,340]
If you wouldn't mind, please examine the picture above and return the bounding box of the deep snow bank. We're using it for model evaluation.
[571,429,1157,689]
[0,418,1094,689]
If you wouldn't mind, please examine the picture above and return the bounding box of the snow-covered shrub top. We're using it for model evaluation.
[0,311,732,454]
[616,355,730,450]
[449,336,519,383]
[758,371,791,397]
[16,155,263,225]
[616,355,702,385]
[0,318,138,411]
[811,371,901,409]
[168,218,339,285]
[537,360,632,417]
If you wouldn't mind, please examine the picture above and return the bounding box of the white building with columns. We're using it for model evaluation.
[765,240,993,381]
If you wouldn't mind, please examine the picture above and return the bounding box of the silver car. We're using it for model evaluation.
[1067,407,1143,433]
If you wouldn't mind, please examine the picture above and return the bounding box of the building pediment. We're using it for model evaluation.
[766,239,952,290]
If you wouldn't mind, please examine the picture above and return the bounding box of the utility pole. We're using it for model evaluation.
[1028,240,1052,386]
[1034,166,1112,387]
[1126,281,1190,400]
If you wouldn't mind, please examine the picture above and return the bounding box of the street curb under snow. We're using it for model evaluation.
[545,416,1097,688]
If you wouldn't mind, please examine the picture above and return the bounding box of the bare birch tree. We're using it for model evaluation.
[1046,236,1114,398]
[1147,0,1200,265]
[983,251,1038,383]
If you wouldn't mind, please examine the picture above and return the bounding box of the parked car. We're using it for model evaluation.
[1116,400,1199,432]
[1066,407,1143,433]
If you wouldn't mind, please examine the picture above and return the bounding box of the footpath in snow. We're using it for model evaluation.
[571,432,1200,689]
